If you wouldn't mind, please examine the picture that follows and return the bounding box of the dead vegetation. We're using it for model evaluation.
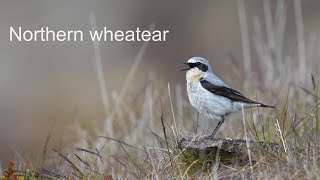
[1,1,320,179]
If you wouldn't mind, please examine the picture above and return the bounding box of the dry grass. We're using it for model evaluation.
[1,1,320,179]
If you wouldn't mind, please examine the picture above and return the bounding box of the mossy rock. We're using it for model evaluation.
[177,137,280,173]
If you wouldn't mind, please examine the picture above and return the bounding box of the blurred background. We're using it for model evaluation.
[0,0,320,164]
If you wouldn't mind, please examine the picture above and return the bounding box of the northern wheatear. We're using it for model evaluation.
[182,57,274,139]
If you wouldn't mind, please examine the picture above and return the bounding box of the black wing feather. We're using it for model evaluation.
[200,79,263,105]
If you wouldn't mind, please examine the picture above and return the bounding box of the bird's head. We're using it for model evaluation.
[182,57,212,81]
[181,57,212,72]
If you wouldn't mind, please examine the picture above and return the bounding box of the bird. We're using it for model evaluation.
[182,57,274,139]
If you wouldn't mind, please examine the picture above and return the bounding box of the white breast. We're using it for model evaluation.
[186,80,235,120]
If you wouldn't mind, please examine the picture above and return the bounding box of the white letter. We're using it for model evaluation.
[10,27,21,41]
[163,30,169,41]
[125,30,135,41]
[33,29,38,41]
[141,30,151,41]
[135,27,141,41]
[152,30,161,41]
[71,30,83,41]
[103,27,113,41]
[46,27,56,41]
[56,30,66,41]
[39,27,45,41]
[114,30,124,41]
[23,30,33,41]
[90,30,104,41]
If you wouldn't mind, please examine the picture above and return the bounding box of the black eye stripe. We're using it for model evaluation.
[188,63,198,68]
[188,62,208,72]
[198,63,208,72]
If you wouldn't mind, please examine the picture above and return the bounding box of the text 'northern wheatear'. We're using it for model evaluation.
[182,57,274,139]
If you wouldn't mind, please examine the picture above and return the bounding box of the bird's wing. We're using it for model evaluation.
[200,78,261,104]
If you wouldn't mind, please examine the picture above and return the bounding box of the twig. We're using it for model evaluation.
[168,83,178,143]
[75,147,103,159]
[39,127,53,179]
[241,104,254,178]
[74,154,91,169]
[160,103,173,171]
[119,143,145,179]
[52,149,85,177]
[275,118,288,161]
[98,136,144,152]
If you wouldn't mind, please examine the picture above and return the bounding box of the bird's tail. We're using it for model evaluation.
[258,103,275,108]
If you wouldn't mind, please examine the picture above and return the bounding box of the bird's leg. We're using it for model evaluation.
[206,117,225,139]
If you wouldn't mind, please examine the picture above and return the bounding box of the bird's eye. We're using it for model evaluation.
[196,62,201,66]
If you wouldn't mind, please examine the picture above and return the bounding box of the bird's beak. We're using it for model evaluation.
[181,62,190,71]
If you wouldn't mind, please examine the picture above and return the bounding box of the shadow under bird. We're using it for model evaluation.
[182,57,274,139]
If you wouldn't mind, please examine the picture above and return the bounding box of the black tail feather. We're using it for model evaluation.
[259,103,275,108]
